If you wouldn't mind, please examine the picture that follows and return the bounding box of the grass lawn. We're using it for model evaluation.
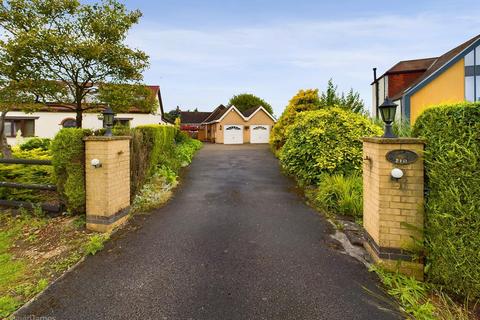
[0,209,107,318]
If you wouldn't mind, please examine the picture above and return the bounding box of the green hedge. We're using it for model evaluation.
[0,147,53,202]
[130,125,177,197]
[413,103,480,299]
[51,128,92,214]
[279,107,382,185]
[270,89,320,152]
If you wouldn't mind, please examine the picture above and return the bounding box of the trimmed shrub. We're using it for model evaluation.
[18,138,51,151]
[270,89,320,152]
[51,128,92,214]
[412,103,480,299]
[307,174,363,218]
[130,125,177,197]
[280,107,382,185]
[0,147,53,202]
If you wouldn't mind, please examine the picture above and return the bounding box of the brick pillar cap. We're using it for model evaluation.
[362,137,425,144]
[83,136,132,141]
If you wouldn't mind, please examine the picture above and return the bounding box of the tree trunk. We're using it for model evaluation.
[76,108,83,128]
[0,111,13,159]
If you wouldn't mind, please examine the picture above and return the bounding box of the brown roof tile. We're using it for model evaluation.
[180,111,211,124]
[202,104,227,123]
[385,57,437,75]
[241,106,261,117]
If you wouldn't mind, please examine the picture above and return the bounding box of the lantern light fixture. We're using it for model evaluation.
[102,106,115,137]
[378,97,398,138]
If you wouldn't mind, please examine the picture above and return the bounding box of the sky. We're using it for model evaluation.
[121,0,480,116]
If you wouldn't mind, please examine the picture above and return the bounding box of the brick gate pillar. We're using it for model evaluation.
[84,136,131,232]
[362,137,425,280]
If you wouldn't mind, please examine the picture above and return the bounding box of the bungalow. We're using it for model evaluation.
[372,34,480,123]
[5,85,168,145]
[179,111,211,139]
[184,105,276,144]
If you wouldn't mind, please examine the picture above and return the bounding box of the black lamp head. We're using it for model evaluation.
[378,98,398,138]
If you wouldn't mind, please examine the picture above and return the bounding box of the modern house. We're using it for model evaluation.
[182,105,276,144]
[5,85,168,145]
[372,34,480,123]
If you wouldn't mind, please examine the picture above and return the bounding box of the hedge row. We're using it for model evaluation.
[412,102,480,299]
[50,125,179,213]
[279,107,382,185]
[51,128,92,214]
[130,125,177,197]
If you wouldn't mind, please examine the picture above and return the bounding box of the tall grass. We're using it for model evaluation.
[308,174,363,218]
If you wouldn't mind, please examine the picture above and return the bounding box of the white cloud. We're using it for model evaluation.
[126,13,479,114]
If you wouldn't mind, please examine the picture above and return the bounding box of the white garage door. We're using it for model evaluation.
[250,125,270,144]
[224,125,244,144]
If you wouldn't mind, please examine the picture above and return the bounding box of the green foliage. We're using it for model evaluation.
[15,278,48,298]
[0,295,18,318]
[280,108,382,185]
[372,117,413,137]
[51,128,92,214]
[308,174,363,218]
[0,0,149,127]
[0,147,53,202]
[131,165,178,214]
[319,79,365,114]
[83,234,109,256]
[19,138,51,151]
[371,266,436,320]
[228,93,274,115]
[130,125,177,197]
[51,252,83,273]
[97,83,158,114]
[412,102,480,300]
[175,137,203,167]
[165,106,181,123]
[131,135,202,213]
[270,89,320,152]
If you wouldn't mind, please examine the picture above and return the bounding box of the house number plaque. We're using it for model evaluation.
[386,150,418,165]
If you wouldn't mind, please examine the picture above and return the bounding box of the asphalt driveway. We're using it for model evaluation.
[18,144,400,319]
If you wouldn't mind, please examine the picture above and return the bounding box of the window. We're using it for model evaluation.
[465,45,480,102]
[114,119,131,127]
[61,118,77,128]
[4,119,35,137]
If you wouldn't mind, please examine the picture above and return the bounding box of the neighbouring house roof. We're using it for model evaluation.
[385,34,480,100]
[385,57,437,75]
[7,85,169,122]
[180,111,211,124]
[402,34,480,97]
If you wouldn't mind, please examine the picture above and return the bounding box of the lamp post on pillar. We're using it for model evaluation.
[378,97,398,138]
[102,106,115,137]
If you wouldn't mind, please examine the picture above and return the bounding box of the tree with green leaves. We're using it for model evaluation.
[319,79,365,114]
[164,106,181,123]
[0,0,152,129]
[270,89,320,152]
[228,93,274,115]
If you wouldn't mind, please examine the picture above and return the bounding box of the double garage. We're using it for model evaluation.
[202,105,276,144]
[223,124,271,144]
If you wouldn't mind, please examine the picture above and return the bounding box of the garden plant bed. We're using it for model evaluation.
[0,210,103,318]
